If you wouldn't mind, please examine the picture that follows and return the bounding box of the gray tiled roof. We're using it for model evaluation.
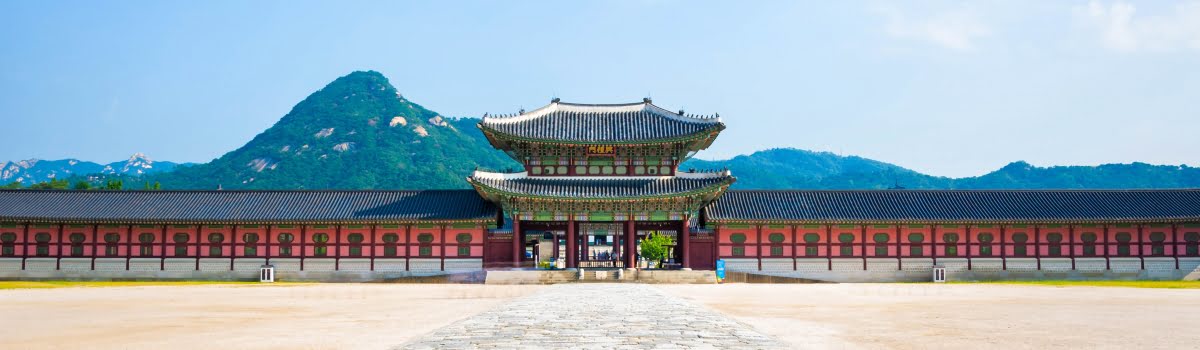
[479,100,722,143]
[468,172,735,199]
[0,190,497,224]
[706,190,1200,223]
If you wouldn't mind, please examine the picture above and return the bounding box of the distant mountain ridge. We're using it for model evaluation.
[1,153,187,184]
[682,148,1200,189]
[6,71,1197,190]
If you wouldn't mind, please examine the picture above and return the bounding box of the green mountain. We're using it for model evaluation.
[156,71,515,190]
[683,148,1200,189]
[12,70,1195,191]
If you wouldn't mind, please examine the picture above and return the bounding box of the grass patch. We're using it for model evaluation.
[0,280,301,290]
[952,280,1200,289]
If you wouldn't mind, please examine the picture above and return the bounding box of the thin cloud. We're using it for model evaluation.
[1076,1,1200,52]
[871,4,991,51]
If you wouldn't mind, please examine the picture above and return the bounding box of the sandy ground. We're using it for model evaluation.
[0,283,541,350]
[657,283,1200,349]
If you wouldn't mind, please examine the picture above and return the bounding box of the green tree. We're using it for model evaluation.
[72,181,92,190]
[1,181,22,189]
[104,179,123,190]
[30,178,69,190]
[639,231,674,268]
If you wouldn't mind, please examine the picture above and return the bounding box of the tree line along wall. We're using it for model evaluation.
[0,222,488,277]
[713,223,1200,280]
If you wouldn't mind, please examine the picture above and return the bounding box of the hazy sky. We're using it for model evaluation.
[1,1,1198,177]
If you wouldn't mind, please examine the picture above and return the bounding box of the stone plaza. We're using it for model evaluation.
[3,282,1198,349]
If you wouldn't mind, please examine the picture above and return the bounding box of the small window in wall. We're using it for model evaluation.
[908,233,924,257]
[36,233,53,257]
[173,233,190,257]
[347,233,364,257]
[312,233,330,257]
[838,233,855,257]
[456,233,473,256]
[138,233,155,257]
[766,233,785,256]
[1149,232,1166,256]
[1046,233,1063,257]
[1011,233,1029,257]
[277,233,294,257]
[243,233,259,257]
[69,233,86,256]
[803,233,820,257]
[382,233,400,257]
[207,233,224,257]
[729,233,747,257]
[1185,232,1200,256]
[102,233,120,257]
[873,233,889,256]
[978,233,994,256]
[1115,232,1132,256]
[417,233,434,257]
[943,233,960,256]
[1081,233,1098,256]
[0,232,16,256]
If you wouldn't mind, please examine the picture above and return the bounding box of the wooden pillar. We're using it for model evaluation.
[581,226,590,261]
[965,224,973,270]
[1000,224,1007,270]
[625,220,636,268]
[553,230,561,265]
[1068,224,1076,270]
[231,224,239,271]
[567,217,577,268]
[368,224,375,271]
[512,218,522,268]
[1103,224,1110,270]
[756,224,763,271]
[334,224,341,271]
[681,216,691,269]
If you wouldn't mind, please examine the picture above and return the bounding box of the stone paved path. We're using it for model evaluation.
[396,283,783,349]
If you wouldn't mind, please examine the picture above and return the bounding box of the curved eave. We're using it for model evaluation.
[466,176,735,202]
[477,122,725,148]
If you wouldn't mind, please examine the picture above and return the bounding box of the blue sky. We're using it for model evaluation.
[1,1,1197,177]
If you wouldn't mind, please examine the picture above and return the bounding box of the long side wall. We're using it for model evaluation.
[0,222,488,281]
[714,222,1200,282]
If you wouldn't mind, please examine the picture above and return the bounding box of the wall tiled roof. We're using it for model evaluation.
[706,189,1200,223]
[479,100,722,143]
[0,190,497,224]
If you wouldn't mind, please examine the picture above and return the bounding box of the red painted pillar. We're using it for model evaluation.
[566,217,577,269]
[625,220,636,268]
[512,218,521,268]
[681,216,691,269]
[581,227,590,262]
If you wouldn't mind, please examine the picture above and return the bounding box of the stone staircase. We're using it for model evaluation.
[578,268,623,282]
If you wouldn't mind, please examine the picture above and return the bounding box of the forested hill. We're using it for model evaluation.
[7,71,1198,190]
[153,71,516,190]
[682,148,1200,190]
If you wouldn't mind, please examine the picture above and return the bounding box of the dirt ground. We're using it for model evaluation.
[658,283,1200,349]
[0,283,541,350]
